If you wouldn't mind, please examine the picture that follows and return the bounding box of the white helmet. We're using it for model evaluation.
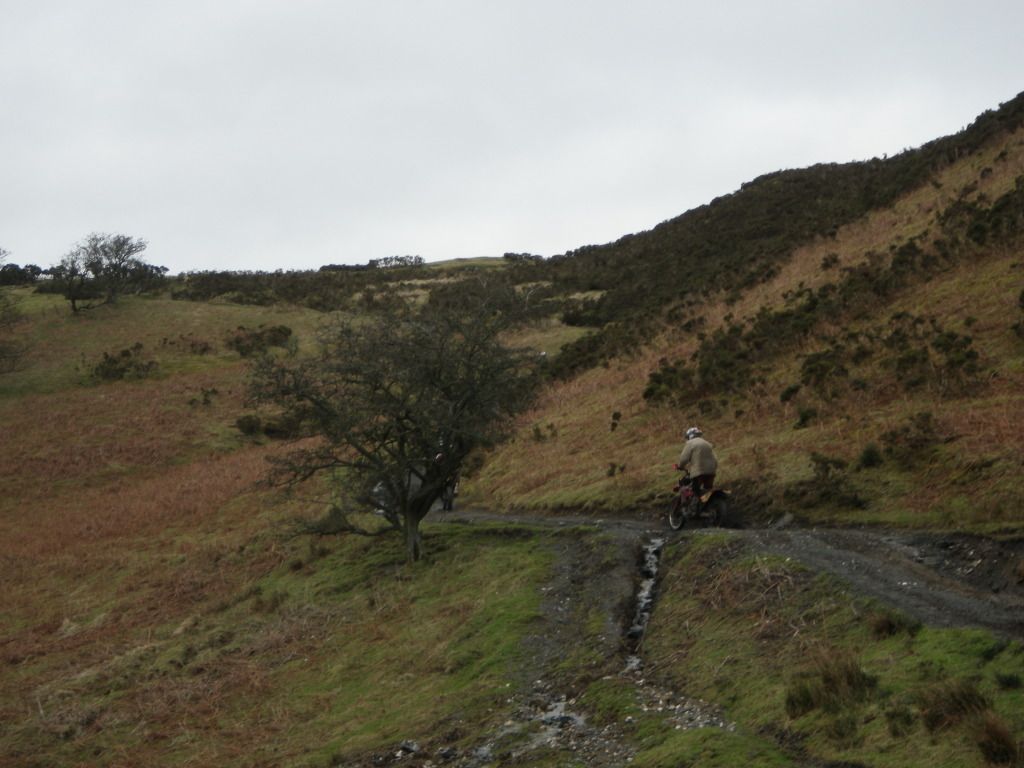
[685,426,702,440]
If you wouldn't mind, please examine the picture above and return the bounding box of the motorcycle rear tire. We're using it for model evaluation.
[706,495,728,527]
[668,495,686,530]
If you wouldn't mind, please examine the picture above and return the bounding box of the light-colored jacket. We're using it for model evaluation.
[678,436,718,476]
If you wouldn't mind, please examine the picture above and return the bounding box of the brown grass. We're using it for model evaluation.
[0,445,275,560]
[723,133,1024,327]
[974,710,1022,765]
[473,150,1024,529]
[785,646,878,718]
[918,679,991,732]
[0,365,251,499]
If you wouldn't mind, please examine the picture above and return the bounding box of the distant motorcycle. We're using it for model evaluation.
[667,471,730,530]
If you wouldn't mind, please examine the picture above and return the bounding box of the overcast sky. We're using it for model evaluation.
[2,1,1022,274]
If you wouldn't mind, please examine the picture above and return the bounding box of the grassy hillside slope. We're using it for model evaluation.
[639,533,1024,768]
[3,93,1024,766]
[0,294,623,765]
[470,98,1024,535]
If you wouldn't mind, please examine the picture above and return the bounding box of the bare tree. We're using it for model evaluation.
[251,283,539,561]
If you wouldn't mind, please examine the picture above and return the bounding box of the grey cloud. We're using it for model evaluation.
[1,1,1022,271]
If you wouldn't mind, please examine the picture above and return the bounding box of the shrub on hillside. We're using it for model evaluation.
[784,647,877,718]
[995,673,1022,691]
[642,358,694,403]
[779,383,801,403]
[234,412,305,439]
[785,452,867,510]
[820,252,840,270]
[881,412,942,469]
[89,343,158,382]
[160,334,214,355]
[800,346,849,398]
[225,325,293,357]
[1014,289,1024,339]
[857,443,884,469]
[794,407,818,430]
[930,329,980,392]
[235,414,263,435]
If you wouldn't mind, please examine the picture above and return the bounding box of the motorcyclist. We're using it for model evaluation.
[675,426,718,498]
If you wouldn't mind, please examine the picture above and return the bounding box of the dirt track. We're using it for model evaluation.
[435,508,1024,640]
[743,526,1024,639]
[366,509,1024,766]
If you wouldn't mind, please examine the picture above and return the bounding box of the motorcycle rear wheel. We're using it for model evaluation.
[706,495,728,527]
[667,495,686,530]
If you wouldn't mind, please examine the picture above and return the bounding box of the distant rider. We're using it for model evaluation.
[676,426,718,497]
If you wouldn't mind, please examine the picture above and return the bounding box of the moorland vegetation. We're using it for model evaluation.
[1,92,1023,766]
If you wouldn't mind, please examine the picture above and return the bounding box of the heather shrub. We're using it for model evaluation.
[226,324,293,357]
[882,412,942,469]
[90,343,158,382]
[785,452,867,510]
[857,443,884,469]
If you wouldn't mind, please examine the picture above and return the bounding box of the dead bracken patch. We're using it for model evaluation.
[917,678,991,732]
[785,647,878,718]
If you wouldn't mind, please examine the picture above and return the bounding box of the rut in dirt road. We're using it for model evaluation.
[741,527,1024,640]
[435,508,1024,640]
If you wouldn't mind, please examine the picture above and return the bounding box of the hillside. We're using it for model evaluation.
[1,93,1023,767]
[470,92,1024,535]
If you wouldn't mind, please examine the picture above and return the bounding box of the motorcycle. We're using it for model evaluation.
[667,469,730,530]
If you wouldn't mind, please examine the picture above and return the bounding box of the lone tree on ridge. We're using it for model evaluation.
[52,233,166,311]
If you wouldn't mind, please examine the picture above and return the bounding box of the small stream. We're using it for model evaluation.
[624,536,665,672]
[367,532,730,766]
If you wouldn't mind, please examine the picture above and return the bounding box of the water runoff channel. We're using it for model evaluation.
[618,534,735,735]
[529,534,733,754]
[390,532,733,765]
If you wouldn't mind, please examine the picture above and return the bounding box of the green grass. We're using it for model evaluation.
[0,293,322,397]
[631,728,794,768]
[424,256,506,270]
[640,534,1024,767]
[1,522,579,767]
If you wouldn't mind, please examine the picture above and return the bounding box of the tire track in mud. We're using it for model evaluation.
[437,508,1024,640]
[739,527,1024,640]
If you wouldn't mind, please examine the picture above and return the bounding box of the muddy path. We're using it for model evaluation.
[434,508,1024,641]
[359,509,1024,766]
[743,526,1024,639]
[379,511,731,767]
